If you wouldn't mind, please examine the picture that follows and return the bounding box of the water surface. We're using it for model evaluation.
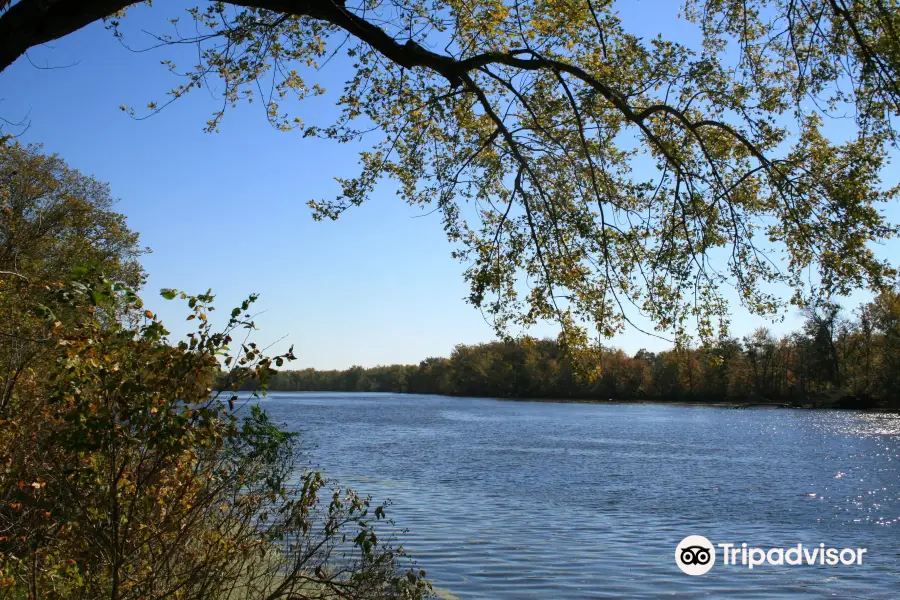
[260,393,900,599]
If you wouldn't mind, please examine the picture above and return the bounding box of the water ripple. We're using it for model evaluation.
[260,393,900,599]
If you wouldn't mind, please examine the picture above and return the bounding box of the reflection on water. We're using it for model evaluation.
[260,393,900,599]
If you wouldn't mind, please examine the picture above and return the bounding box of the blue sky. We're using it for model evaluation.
[2,0,898,369]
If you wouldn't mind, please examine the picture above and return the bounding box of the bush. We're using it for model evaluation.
[0,271,430,599]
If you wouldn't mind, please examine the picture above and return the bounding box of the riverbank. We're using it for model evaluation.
[421,393,900,411]
[266,389,900,412]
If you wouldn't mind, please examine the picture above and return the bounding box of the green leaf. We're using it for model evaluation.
[32,304,57,321]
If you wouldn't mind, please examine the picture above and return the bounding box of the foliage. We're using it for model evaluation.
[0,146,431,599]
[3,0,900,353]
[1,142,146,412]
[0,276,431,600]
[0,142,144,288]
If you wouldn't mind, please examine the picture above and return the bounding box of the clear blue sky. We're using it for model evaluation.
[2,0,897,369]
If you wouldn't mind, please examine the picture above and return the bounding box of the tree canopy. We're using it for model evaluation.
[1,142,146,410]
[3,0,899,350]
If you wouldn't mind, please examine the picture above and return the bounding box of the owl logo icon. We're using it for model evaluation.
[675,535,716,575]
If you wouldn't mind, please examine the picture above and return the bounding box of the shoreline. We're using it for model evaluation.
[264,390,900,412]
[435,395,900,412]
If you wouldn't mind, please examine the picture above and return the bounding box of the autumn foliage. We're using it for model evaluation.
[0,144,430,598]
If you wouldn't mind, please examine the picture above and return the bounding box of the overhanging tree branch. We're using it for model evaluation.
[0,0,136,72]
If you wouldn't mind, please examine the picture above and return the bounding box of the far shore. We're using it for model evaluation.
[433,394,900,412]
[265,390,900,412]
[483,396,899,412]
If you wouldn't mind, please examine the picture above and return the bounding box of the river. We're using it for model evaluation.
[259,392,899,599]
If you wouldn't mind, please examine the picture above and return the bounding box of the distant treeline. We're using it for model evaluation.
[249,292,900,408]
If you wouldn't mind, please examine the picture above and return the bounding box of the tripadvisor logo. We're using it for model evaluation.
[675,535,716,575]
[675,536,868,575]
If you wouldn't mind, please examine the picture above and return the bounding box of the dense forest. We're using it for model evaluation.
[259,298,900,408]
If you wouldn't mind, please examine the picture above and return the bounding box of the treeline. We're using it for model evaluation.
[262,296,900,408]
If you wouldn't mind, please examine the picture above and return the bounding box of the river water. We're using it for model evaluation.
[260,392,900,599]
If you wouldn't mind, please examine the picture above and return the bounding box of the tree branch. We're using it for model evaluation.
[0,0,136,72]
